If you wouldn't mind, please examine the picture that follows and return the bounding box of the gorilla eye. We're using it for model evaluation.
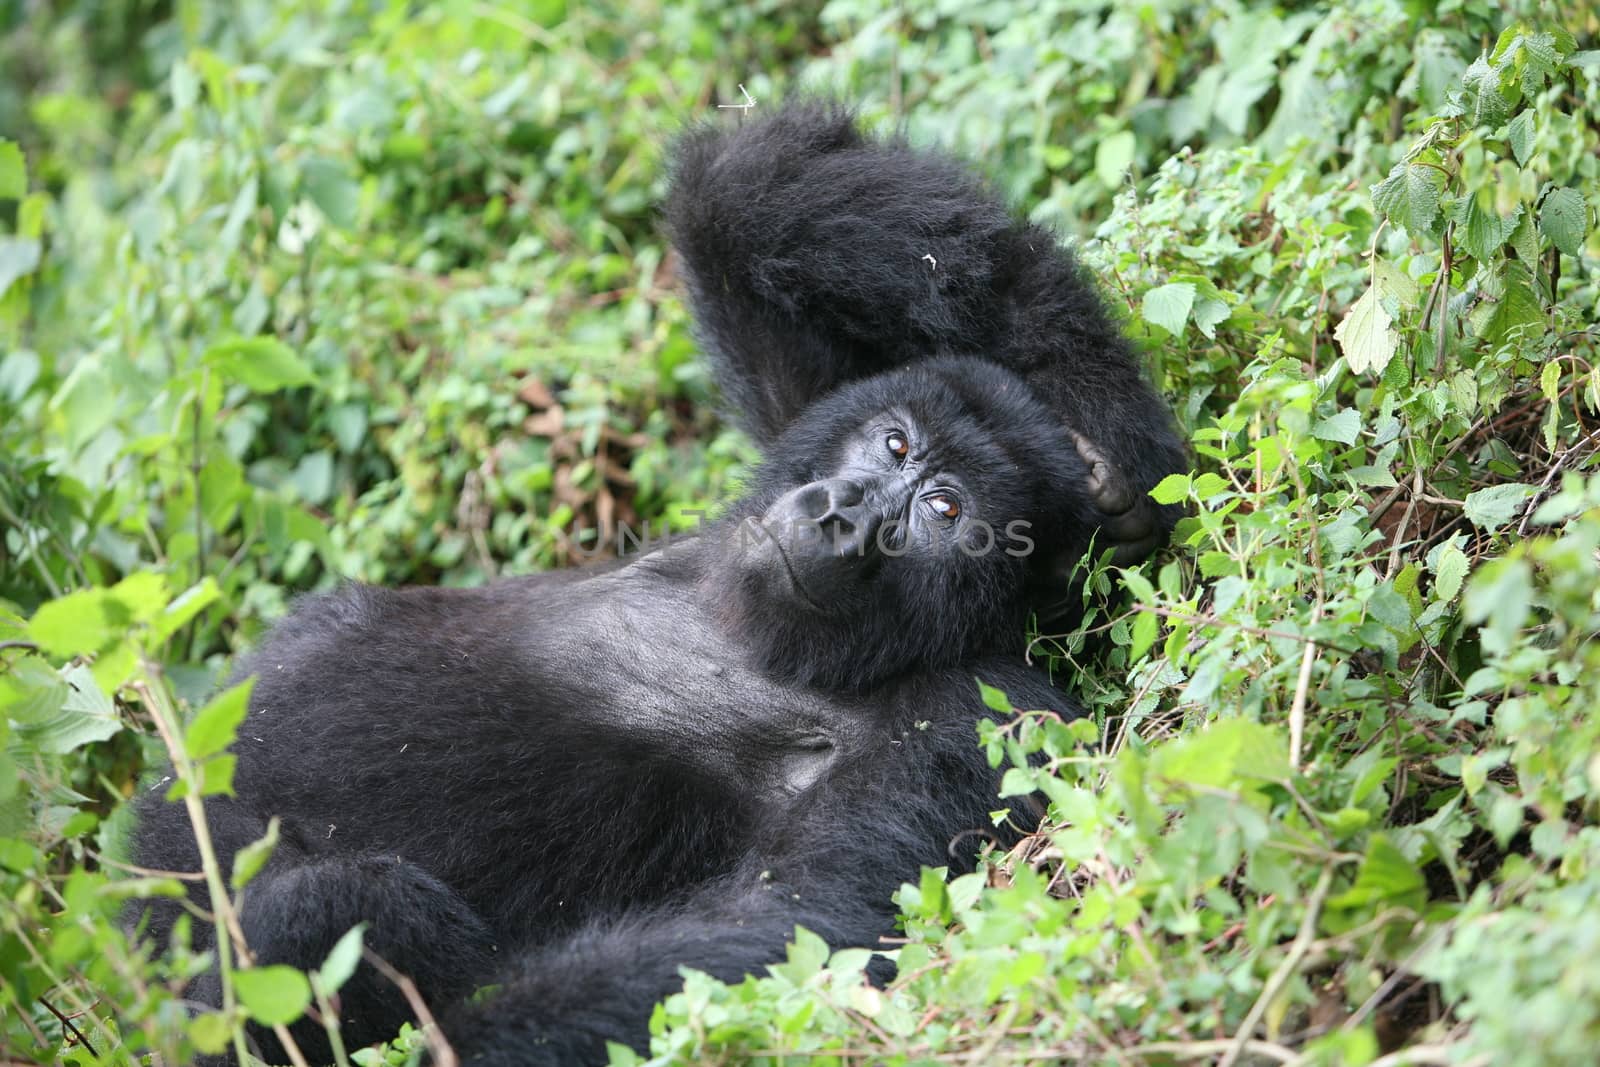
[925,493,961,520]
[885,432,910,460]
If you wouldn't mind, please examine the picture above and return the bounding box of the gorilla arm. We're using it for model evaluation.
[438,660,1068,1064]
[666,103,1186,564]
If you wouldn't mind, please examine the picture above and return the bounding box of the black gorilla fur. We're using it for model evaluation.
[129,104,1184,1066]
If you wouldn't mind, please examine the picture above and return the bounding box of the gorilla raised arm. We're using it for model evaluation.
[667,102,1186,569]
[128,103,1183,1067]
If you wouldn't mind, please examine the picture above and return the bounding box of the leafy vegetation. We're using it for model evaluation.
[3,1,1598,1064]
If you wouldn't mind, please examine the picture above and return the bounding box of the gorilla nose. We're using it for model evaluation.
[789,478,877,556]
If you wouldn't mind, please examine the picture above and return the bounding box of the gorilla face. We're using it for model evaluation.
[718,357,1091,690]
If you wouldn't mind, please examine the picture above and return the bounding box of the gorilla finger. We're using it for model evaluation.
[1108,532,1164,568]
[1070,430,1135,515]
[1099,500,1157,544]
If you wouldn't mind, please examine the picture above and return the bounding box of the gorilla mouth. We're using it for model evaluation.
[768,539,826,612]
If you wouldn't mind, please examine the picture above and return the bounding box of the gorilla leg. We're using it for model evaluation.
[236,855,497,1062]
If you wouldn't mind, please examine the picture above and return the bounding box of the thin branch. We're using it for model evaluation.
[1218,864,1337,1067]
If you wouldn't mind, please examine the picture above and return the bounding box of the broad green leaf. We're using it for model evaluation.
[1506,110,1534,166]
[204,337,315,392]
[315,922,368,995]
[1141,282,1195,335]
[1461,56,1509,126]
[14,665,122,754]
[1149,718,1291,794]
[1539,186,1587,257]
[1326,834,1426,911]
[1462,483,1536,531]
[1434,545,1469,601]
[0,655,69,725]
[1094,131,1136,189]
[185,680,254,760]
[0,140,24,199]
[234,965,312,1026]
[1333,284,1398,375]
[28,589,117,658]
[188,1012,233,1055]
[1372,163,1441,234]
[0,236,41,300]
[1150,474,1191,505]
[1312,408,1360,445]
[976,682,1012,714]
[302,158,360,228]
[230,816,280,890]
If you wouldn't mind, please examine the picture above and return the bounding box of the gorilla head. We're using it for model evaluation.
[718,357,1092,689]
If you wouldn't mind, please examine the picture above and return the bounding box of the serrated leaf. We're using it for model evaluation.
[0,140,24,199]
[234,965,311,1025]
[1506,110,1534,166]
[1313,408,1360,444]
[1456,197,1521,262]
[1539,187,1587,257]
[28,588,116,658]
[14,665,122,754]
[1372,163,1441,234]
[1150,473,1191,505]
[1462,482,1536,531]
[1334,285,1398,375]
[1141,282,1195,335]
[1462,56,1510,127]
[204,337,315,392]
[185,679,254,760]
[1539,360,1561,402]
[1434,546,1469,601]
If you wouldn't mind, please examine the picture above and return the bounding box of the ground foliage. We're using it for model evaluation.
[2,1,1599,1065]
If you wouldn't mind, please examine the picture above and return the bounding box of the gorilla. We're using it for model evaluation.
[129,103,1185,1066]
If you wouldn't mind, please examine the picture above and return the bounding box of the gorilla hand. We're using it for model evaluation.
[1070,429,1166,567]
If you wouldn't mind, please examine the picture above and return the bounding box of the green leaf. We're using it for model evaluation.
[1434,545,1469,601]
[230,816,280,890]
[1312,408,1360,445]
[1129,610,1158,662]
[0,236,42,300]
[1462,483,1536,531]
[1455,197,1520,262]
[314,923,368,995]
[1094,131,1136,189]
[1506,110,1534,166]
[1539,187,1587,257]
[1333,284,1398,375]
[302,158,360,228]
[0,140,24,199]
[234,965,312,1026]
[188,1012,233,1055]
[185,679,254,760]
[977,682,1012,714]
[1372,163,1441,234]
[1150,473,1191,505]
[1327,833,1426,911]
[1461,56,1510,127]
[204,337,315,392]
[14,665,122,754]
[1148,718,1291,794]
[1141,282,1195,335]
